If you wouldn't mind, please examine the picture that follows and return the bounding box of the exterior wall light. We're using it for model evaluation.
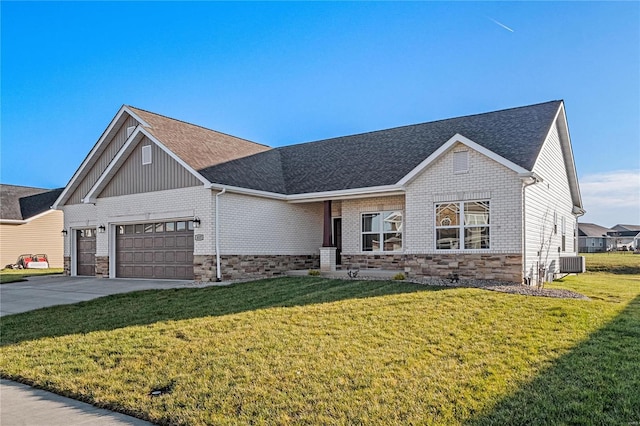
[61,229,68,237]
[193,217,201,228]
[98,225,106,233]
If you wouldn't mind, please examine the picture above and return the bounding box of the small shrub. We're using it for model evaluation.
[393,273,406,280]
[308,270,321,276]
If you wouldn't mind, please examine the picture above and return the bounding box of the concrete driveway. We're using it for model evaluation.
[1,275,208,425]
[0,275,206,317]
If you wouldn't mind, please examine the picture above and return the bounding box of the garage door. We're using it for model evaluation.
[77,229,96,276]
[116,220,194,279]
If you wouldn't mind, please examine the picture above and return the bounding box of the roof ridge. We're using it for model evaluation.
[126,105,270,148]
[285,100,563,148]
[0,183,50,191]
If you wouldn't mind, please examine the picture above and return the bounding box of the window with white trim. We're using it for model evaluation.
[561,216,566,252]
[435,201,490,250]
[361,210,403,252]
[142,145,152,165]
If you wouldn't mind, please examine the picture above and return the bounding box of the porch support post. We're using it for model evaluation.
[320,200,336,272]
[323,200,332,247]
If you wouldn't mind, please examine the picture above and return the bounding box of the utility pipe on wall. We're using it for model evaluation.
[215,188,226,282]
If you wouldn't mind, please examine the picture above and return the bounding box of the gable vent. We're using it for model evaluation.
[453,151,469,173]
[142,145,152,165]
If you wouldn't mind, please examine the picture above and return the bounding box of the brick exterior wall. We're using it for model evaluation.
[342,253,522,283]
[95,256,109,278]
[219,192,323,255]
[404,142,523,254]
[194,254,319,281]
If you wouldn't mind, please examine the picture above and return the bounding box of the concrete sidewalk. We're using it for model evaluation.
[0,379,154,425]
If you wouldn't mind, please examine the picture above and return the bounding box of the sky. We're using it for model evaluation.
[1,1,639,227]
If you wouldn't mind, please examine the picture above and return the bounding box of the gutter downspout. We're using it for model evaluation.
[521,174,541,285]
[215,188,226,282]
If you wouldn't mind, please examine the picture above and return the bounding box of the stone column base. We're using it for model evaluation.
[320,247,337,272]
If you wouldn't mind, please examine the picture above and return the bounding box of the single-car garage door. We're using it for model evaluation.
[116,220,194,280]
[77,229,96,276]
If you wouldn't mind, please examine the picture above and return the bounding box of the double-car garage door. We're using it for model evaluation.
[116,220,194,280]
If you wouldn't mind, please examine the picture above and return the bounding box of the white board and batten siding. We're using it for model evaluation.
[524,120,577,282]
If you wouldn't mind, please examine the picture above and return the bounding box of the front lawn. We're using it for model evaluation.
[0,268,64,284]
[1,274,638,425]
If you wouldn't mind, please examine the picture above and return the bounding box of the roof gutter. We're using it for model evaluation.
[208,183,405,203]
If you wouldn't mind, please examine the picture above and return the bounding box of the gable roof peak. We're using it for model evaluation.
[125,105,269,148]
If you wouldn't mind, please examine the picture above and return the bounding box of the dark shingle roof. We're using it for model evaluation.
[127,106,271,170]
[199,100,562,195]
[578,223,612,237]
[0,185,64,220]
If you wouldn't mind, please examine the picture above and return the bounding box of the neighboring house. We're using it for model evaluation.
[609,224,640,251]
[0,185,64,268]
[578,223,640,252]
[54,100,584,284]
[578,222,612,253]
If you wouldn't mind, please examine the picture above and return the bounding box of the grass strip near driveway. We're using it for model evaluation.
[0,268,64,284]
[1,275,639,425]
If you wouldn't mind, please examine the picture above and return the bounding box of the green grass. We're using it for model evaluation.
[583,251,640,274]
[0,268,64,284]
[1,273,639,425]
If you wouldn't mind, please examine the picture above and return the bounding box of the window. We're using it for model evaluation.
[361,210,403,252]
[142,145,152,165]
[561,216,566,252]
[435,201,489,250]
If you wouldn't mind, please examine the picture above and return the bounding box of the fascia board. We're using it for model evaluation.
[531,102,583,210]
[208,183,404,203]
[397,133,529,186]
[208,183,287,200]
[83,127,212,203]
[286,185,405,203]
[54,105,139,209]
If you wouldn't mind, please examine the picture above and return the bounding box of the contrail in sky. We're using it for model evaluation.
[488,17,515,32]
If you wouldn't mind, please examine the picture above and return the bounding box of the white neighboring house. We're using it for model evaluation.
[54,101,584,284]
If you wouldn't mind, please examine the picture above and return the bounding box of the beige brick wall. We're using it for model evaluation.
[405,143,523,254]
[218,192,323,255]
[340,195,405,255]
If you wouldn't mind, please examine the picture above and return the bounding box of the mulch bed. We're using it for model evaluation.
[408,277,590,300]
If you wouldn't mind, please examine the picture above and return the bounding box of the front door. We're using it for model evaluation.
[77,229,96,276]
[332,218,342,265]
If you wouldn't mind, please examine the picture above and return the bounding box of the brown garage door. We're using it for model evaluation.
[77,229,96,276]
[116,220,194,280]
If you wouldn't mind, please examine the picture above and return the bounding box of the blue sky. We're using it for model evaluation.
[1,1,638,226]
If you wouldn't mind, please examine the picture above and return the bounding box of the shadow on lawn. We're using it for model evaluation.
[0,277,447,345]
[467,294,640,426]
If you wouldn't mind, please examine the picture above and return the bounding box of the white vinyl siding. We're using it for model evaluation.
[524,121,577,281]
